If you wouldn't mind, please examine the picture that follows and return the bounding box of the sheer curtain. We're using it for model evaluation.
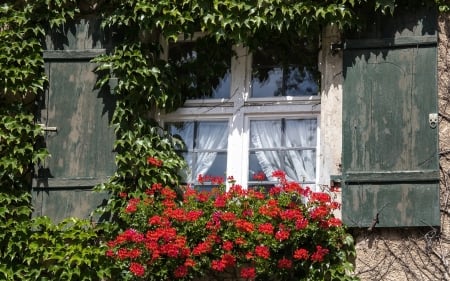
[284,119,316,182]
[251,119,316,182]
[194,122,228,178]
[251,120,282,181]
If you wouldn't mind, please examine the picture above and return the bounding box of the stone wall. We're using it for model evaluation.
[350,13,450,281]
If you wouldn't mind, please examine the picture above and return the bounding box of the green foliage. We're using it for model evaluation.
[0,105,48,190]
[0,214,116,281]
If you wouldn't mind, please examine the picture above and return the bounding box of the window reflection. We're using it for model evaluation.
[251,36,319,97]
[168,38,232,99]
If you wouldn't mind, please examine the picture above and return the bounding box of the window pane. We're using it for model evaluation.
[285,119,317,147]
[285,67,319,96]
[167,122,194,150]
[249,118,317,183]
[251,67,283,97]
[250,120,282,148]
[194,152,227,180]
[250,35,319,97]
[169,38,232,99]
[167,121,228,184]
[284,149,316,183]
[196,121,228,149]
[249,151,280,180]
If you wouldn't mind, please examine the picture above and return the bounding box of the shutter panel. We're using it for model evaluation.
[32,19,115,222]
[341,4,440,227]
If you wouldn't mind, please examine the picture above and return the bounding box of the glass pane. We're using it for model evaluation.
[285,66,319,96]
[285,119,317,147]
[212,71,231,99]
[284,149,316,182]
[167,122,194,150]
[250,35,319,97]
[248,151,282,181]
[196,121,228,149]
[179,152,193,182]
[251,67,283,97]
[250,120,282,148]
[194,152,227,180]
[169,39,232,99]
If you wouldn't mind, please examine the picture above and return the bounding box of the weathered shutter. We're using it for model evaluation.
[341,4,440,227]
[32,19,115,222]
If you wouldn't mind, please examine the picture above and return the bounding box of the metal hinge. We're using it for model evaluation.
[39,124,57,132]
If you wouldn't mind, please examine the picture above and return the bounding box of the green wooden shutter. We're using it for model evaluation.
[341,4,440,227]
[32,19,115,222]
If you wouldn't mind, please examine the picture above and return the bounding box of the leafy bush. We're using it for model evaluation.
[107,164,358,281]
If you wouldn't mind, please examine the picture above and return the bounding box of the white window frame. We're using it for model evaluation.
[160,45,321,189]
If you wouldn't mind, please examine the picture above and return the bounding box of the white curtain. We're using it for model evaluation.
[251,119,316,183]
[284,120,316,182]
[194,122,228,178]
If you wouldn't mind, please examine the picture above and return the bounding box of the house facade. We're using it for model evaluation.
[32,3,450,280]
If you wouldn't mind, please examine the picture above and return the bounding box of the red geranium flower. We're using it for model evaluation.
[311,245,329,262]
[147,156,163,167]
[130,262,145,277]
[277,257,292,269]
[240,267,256,279]
[255,245,270,259]
[293,248,309,260]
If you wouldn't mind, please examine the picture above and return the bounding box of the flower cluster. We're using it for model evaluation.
[107,169,356,280]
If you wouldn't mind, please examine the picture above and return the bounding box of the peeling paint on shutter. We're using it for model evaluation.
[341,4,440,227]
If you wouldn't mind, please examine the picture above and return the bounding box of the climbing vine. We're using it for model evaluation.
[1,0,449,280]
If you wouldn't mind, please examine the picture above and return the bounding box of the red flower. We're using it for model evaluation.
[222,241,234,251]
[184,258,196,267]
[311,245,329,262]
[252,171,266,181]
[211,259,226,271]
[128,248,142,259]
[235,219,254,233]
[174,265,188,278]
[328,217,342,227]
[310,205,329,220]
[245,251,254,260]
[275,229,290,241]
[186,209,203,221]
[293,248,309,260]
[147,156,163,167]
[235,237,246,245]
[221,211,236,222]
[214,195,227,208]
[258,223,274,235]
[295,218,309,230]
[255,245,270,259]
[277,257,292,269]
[118,191,127,198]
[192,241,212,256]
[271,170,286,180]
[117,248,129,260]
[311,192,331,203]
[268,186,282,195]
[240,267,256,279]
[221,253,236,267]
[130,262,145,277]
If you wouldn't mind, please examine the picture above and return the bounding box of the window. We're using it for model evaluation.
[248,118,317,186]
[168,37,233,99]
[162,36,320,189]
[251,36,319,97]
[166,121,228,184]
